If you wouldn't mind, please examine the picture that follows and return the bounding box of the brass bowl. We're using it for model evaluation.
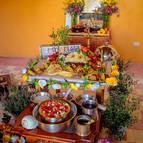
[30,92,51,104]
[32,100,77,133]
[39,99,70,123]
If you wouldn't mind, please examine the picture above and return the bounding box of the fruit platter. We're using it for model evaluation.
[39,99,70,123]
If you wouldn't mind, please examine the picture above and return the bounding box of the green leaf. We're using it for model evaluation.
[81,76,85,80]
[48,85,52,89]
[116,75,119,80]
[76,49,80,54]
[34,81,38,86]
[112,59,116,65]
[40,55,43,60]
[84,86,88,90]
[26,67,29,70]
[85,80,90,84]
[65,84,69,88]
[82,52,87,57]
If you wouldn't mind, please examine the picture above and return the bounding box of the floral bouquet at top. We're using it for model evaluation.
[98,0,118,15]
[63,0,84,15]
[63,0,84,26]
[97,0,119,29]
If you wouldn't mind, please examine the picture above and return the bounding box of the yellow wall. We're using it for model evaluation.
[0,0,143,62]
[0,0,65,57]
[110,0,143,62]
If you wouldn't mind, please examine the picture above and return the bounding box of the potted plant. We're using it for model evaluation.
[101,57,140,141]
[2,84,36,116]
[49,26,71,45]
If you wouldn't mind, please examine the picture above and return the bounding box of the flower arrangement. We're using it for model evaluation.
[63,0,84,15]
[98,0,118,15]
[97,0,119,29]
[63,0,84,26]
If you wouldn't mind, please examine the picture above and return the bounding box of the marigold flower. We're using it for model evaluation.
[87,84,92,89]
[70,83,78,90]
[110,70,119,77]
[101,73,106,81]
[106,77,117,86]
[22,74,28,83]
[111,64,119,70]
[3,134,11,142]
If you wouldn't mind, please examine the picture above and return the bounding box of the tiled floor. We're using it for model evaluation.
[0,56,143,143]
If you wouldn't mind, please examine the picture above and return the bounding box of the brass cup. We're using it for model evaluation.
[74,115,94,137]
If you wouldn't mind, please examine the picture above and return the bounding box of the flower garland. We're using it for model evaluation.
[28,76,104,91]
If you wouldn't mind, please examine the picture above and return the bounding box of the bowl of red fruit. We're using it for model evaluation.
[71,24,85,33]
[39,99,71,123]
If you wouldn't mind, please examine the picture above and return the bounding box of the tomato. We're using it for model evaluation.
[42,113,47,117]
[65,109,68,112]
[64,105,68,109]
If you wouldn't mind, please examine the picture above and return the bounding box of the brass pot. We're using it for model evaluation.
[74,115,94,137]
[81,100,98,121]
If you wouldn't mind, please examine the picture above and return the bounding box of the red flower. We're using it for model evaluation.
[91,62,97,67]
[104,28,108,34]
[89,55,95,59]
[48,53,56,61]
[80,46,87,52]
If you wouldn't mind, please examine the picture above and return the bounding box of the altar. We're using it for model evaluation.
[0,0,131,143]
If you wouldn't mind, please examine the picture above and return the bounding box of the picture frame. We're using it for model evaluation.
[40,44,81,58]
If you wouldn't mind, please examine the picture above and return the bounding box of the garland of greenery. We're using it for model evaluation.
[32,76,104,91]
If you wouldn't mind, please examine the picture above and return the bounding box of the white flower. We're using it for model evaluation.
[38,80,47,87]
[59,54,65,59]
[75,83,80,88]
[22,68,27,74]
[52,84,61,90]
[92,82,100,90]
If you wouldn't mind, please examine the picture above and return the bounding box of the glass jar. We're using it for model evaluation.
[71,14,78,26]
[102,14,110,29]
